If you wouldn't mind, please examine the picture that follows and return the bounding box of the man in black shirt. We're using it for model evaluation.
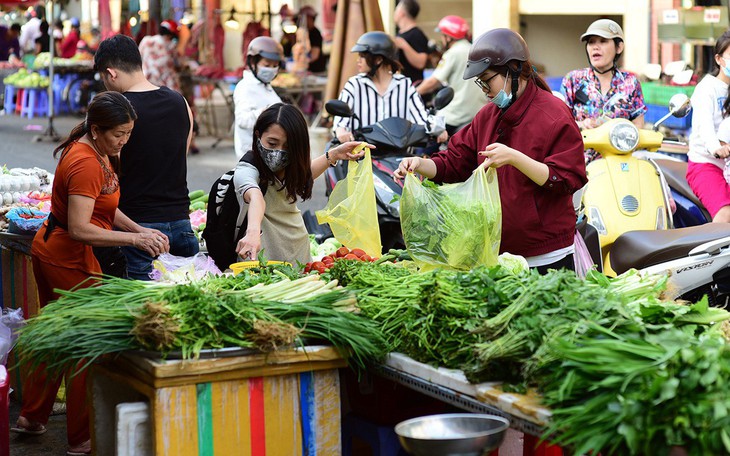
[94,35,199,280]
[298,5,327,73]
[393,0,428,83]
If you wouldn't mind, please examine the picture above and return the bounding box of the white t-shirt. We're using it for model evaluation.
[233,70,282,158]
[688,73,728,167]
[431,39,487,127]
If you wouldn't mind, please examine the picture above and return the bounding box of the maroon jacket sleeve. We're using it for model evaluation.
[541,116,587,194]
[430,110,484,184]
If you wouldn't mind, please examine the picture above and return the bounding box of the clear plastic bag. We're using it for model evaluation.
[573,230,594,279]
[316,145,382,257]
[0,308,24,365]
[150,252,222,282]
[401,165,502,271]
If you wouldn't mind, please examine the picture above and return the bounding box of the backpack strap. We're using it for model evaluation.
[240,150,269,196]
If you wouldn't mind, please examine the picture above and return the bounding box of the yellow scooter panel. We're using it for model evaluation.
[583,156,668,275]
[582,119,664,156]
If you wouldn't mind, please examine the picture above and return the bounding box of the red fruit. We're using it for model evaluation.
[344,253,359,260]
[350,248,366,258]
[322,256,335,265]
[370,257,379,262]
[311,261,325,272]
[335,247,350,258]
[314,265,327,273]
[360,254,372,262]
[304,263,312,273]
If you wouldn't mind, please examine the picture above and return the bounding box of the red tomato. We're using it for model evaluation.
[361,254,372,262]
[304,263,312,273]
[322,256,335,265]
[311,261,326,272]
[370,257,379,262]
[350,248,366,258]
[335,247,350,258]
[344,253,359,260]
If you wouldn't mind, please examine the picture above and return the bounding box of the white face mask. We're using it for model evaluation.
[256,66,278,84]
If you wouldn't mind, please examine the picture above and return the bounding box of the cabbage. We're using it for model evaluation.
[497,253,529,275]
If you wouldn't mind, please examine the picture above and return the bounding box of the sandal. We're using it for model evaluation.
[66,439,91,455]
[10,416,47,435]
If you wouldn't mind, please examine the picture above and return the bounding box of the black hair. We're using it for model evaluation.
[94,34,143,73]
[159,27,175,38]
[714,30,730,117]
[40,20,49,35]
[54,92,137,172]
[398,0,420,19]
[362,52,402,77]
[10,23,21,33]
[252,103,313,203]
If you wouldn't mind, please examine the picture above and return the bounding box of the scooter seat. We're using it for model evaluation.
[653,158,712,222]
[611,223,730,275]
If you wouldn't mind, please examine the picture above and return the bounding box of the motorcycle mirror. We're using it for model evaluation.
[433,87,455,111]
[325,100,354,118]
[669,94,691,118]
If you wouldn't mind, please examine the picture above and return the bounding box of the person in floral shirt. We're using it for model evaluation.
[560,19,647,163]
[139,20,180,92]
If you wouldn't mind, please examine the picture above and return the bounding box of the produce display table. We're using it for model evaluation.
[91,345,346,456]
[379,353,549,436]
[378,353,563,455]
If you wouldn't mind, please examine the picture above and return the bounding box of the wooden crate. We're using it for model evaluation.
[91,346,346,456]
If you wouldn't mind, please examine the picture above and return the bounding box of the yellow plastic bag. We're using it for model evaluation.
[316,145,382,256]
[401,165,501,271]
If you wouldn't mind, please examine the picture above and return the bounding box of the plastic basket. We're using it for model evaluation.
[644,103,692,130]
[641,82,695,106]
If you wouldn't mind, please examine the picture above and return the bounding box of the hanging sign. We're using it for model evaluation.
[704,8,721,24]
[662,9,679,24]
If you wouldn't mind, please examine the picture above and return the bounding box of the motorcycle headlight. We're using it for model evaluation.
[609,121,639,153]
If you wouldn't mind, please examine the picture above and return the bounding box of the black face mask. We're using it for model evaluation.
[257,139,290,173]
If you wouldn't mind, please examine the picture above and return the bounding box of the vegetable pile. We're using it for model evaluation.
[17,266,387,372]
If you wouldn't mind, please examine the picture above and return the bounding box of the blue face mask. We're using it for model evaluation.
[488,75,513,109]
[723,60,730,78]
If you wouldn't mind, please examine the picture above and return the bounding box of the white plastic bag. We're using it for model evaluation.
[573,230,594,279]
[0,308,24,365]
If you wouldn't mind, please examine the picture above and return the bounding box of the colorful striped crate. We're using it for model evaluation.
[0,242,40,401]
[91,346,346,456]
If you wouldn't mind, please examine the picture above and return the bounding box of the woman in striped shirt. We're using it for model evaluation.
[333,31,430,143]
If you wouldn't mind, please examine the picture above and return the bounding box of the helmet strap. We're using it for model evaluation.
[585,49,616,75]
[504,62,521,109]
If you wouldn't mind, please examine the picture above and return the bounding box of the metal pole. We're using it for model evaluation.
[35,0,60,142]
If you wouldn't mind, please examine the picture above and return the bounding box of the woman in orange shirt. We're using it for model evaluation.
[11,92,169,456]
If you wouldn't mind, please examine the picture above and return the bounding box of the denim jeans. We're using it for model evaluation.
[122,219,200,280]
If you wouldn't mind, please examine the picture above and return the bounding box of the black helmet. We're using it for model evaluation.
[351,31,397,61]
[463,28,529,80]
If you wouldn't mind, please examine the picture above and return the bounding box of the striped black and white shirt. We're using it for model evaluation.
[333,73,429,133]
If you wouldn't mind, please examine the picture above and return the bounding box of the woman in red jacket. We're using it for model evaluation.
[394,28,587,273]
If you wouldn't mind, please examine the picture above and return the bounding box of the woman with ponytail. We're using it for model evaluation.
[332,31,433,144]
[11,92,168,456]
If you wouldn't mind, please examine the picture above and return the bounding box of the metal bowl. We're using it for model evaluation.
[395,413,510,456]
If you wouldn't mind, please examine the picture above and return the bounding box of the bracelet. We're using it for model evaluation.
[325,149,338,167]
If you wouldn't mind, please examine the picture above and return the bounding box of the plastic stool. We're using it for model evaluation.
[14,88,24,114]
[21,88,48,119]
[0,365,9,456]
[52,73,72,114]
[3,85,16,114]
[342,414,405,456]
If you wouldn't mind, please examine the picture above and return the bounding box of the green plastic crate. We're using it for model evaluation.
[641,81,695,106]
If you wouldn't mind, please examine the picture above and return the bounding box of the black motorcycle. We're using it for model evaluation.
[306,87,454,251]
